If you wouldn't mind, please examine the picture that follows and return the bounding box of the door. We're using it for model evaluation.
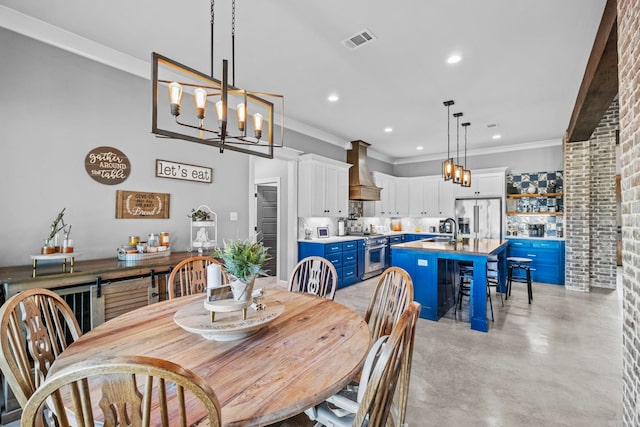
[257,185,278,276]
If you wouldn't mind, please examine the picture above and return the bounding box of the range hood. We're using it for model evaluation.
[346,140,382,201]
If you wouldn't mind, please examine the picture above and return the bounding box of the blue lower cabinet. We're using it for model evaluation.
[392,250,441,321]
[298,239,364,289]
[507,239,565,285]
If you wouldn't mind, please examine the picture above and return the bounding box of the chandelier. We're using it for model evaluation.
[151,0,284,159]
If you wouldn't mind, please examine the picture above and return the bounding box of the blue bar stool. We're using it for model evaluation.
[487,255,503,307]
[455,262,494,321]
[507,257,533,304]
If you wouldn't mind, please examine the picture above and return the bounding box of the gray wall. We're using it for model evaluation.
[392,144,563,177]
[0,26,566,269]
[0,28,250,266]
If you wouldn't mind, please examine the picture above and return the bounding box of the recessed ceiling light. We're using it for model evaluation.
[416,146,424,150]
[384,127,393,133]
[327,94,339,102]
[492,134,502,140]
[447,54,462,64]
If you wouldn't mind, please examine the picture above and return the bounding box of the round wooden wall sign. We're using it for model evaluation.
[85,146,131,185]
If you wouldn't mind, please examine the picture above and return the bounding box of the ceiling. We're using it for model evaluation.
[0,0,607,163]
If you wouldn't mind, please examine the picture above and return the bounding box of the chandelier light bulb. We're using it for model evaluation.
[215,100,224,122]
[168,82,183,116]
[253,113,264,139]
[236,103,246,132]
[193,88,208,120]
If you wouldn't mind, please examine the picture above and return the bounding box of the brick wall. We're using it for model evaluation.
[564,99,618,291]
[589,100,618,288]
[619,0,640,425]
[564,141,590,291]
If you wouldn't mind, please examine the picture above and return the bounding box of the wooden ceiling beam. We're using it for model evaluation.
[565,0,618,142]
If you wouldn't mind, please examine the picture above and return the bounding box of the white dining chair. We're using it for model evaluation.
[305,302,421,427]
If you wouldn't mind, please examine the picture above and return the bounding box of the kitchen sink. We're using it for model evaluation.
[423,237,455,244]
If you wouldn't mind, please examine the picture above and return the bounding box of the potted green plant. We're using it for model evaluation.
[214,239,270,302]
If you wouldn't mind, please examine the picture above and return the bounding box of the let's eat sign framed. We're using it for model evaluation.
[155,159,213,184]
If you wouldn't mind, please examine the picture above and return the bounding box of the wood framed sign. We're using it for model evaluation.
[115,190,170,219]
[155,159,213,183]
[85,146,131,185]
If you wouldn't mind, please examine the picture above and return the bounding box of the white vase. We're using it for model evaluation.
[230,277,255,304]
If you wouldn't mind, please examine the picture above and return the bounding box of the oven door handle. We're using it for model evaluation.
[366,244,387,250]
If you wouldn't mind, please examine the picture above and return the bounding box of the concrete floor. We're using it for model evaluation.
[4,273,623,427]
[272,271,623,427]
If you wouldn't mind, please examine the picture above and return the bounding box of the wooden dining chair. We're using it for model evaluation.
[307,301,421,427]
[364,267,414,343]
[288,256,338,300]
[0,288,82,410]
[167,255,227,299]
[21,354,222,427]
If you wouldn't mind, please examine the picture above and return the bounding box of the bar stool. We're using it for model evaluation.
[487,255,503,307]
[455,262,494,321]
[507,257,533,304]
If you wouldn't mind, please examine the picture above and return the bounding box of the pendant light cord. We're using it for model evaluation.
[232,0,236,87]
[456,115,459,164]
[464,123,468,168]
[210,0,215,78]
[447,103,450,158]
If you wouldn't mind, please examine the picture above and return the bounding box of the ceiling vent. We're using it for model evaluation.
[342,29,376,50]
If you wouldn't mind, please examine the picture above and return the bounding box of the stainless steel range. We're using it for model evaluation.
[361,235,388,279]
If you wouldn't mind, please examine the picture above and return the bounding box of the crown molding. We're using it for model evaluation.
[392,139,562,165]
[0,5,149,79]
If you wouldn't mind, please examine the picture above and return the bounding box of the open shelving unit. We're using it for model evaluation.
[507,192,563,215]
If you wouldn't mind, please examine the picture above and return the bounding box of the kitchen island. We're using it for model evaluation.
[391,238,508,332]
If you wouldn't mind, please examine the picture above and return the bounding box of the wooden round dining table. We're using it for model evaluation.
[50,288,371,426]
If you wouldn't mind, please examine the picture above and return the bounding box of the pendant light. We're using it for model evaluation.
[461,121,472,187]
[442,100,455,181]
[453,112,463,184]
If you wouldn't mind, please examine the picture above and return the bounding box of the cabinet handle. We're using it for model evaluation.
[526,254,537,257]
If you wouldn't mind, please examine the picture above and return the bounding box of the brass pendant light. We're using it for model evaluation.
[453,112,463,184]
[442,100,455,181]
[461,121,472,187]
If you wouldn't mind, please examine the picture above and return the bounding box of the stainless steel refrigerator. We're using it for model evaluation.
[454,197,503,239]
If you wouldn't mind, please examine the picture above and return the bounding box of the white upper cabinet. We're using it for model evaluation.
[455,169,506,198]
[372,172,394,216]
[438,179,456,218]
[409,176,439,216]
[298,154,351,217]
[394,178,410,216]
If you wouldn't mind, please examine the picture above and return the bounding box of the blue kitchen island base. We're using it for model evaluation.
[392,238,508,333]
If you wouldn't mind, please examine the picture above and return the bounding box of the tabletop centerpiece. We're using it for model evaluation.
[214,238,270,303]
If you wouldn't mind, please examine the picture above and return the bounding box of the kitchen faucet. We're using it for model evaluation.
[443,218,457,243]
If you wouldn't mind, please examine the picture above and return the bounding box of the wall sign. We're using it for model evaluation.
[155,159,213,183]
[115,190,170,219]
[85,146,131,185]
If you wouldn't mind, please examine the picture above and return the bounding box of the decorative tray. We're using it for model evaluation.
[174,298,284,341]
[117,249,171,261]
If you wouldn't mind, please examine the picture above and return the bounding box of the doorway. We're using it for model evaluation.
[256,184,278,277]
